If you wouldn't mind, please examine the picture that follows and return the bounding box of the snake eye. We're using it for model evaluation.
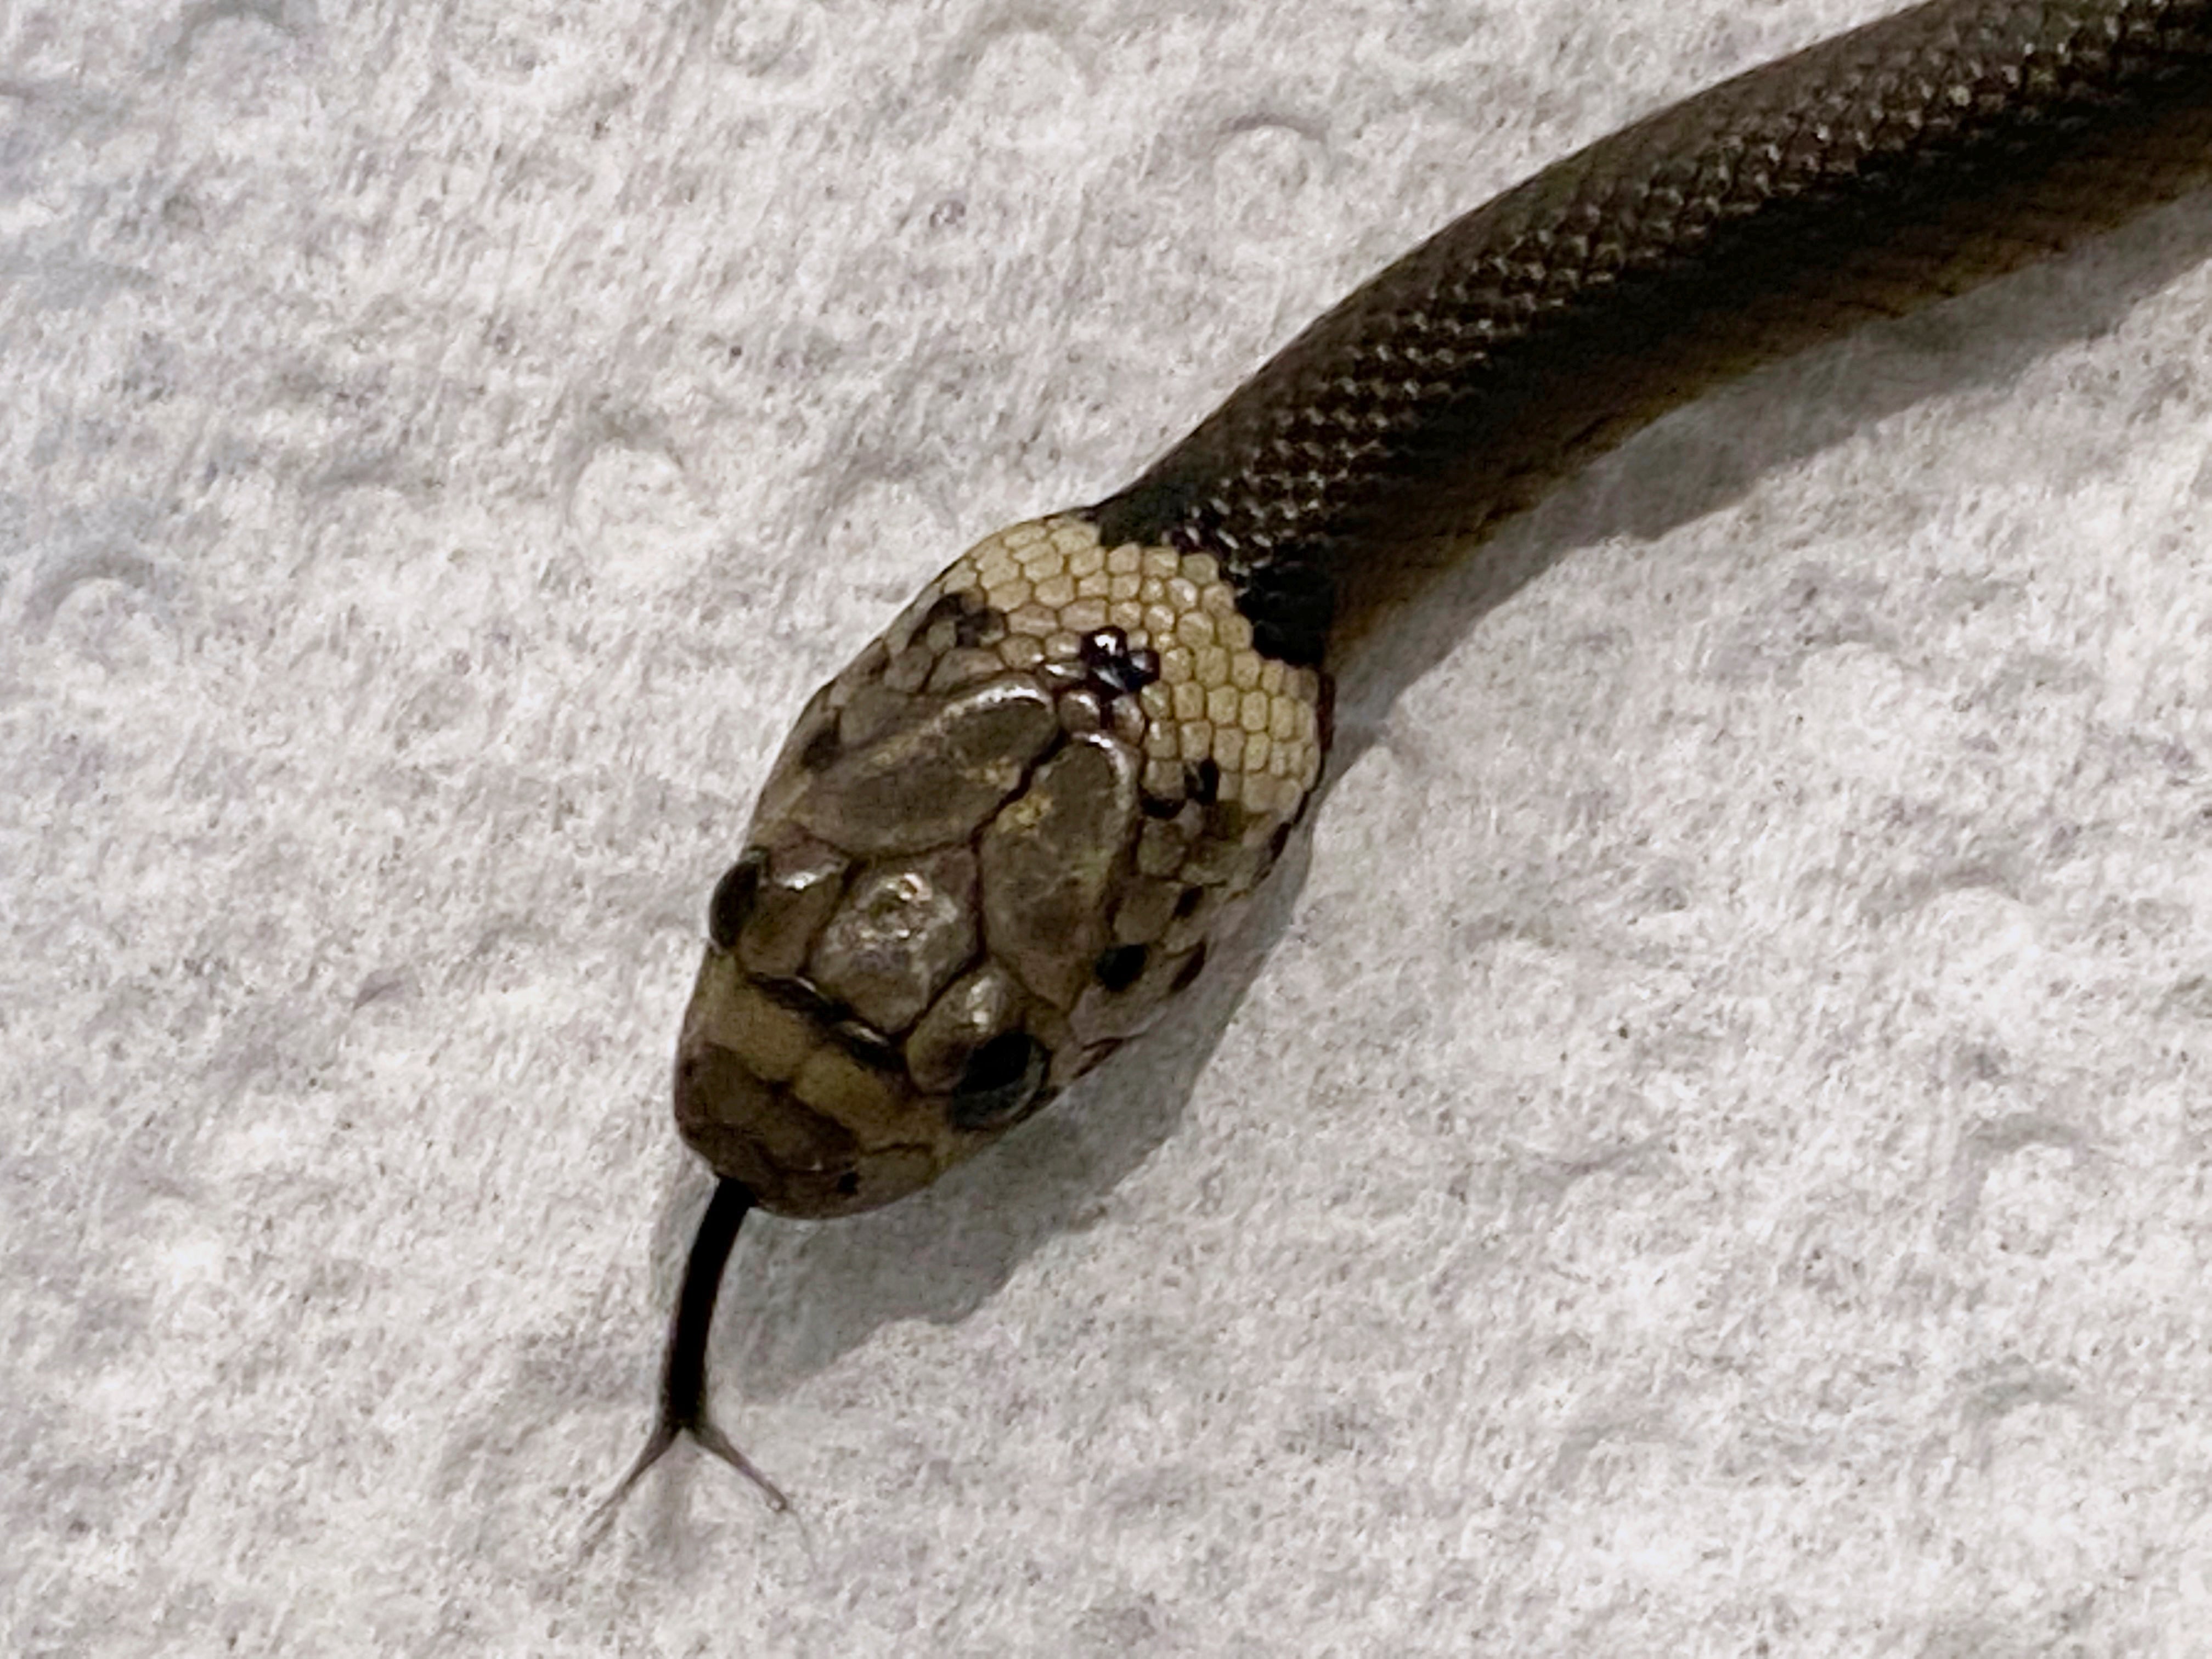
[946,1031,1049,1131]
[707,851,767,951]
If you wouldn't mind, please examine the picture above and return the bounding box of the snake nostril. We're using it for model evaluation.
[1093,943,1148,991]
[799,722,842,770]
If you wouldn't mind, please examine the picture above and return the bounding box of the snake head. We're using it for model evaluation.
[674,515,1329,1217]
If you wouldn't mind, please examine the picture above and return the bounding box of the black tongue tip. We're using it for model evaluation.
[582,1180,791,1545]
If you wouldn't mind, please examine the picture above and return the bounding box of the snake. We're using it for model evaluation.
[590,0,2212,1524]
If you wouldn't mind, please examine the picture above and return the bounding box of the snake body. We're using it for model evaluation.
[597,0,2212,1520]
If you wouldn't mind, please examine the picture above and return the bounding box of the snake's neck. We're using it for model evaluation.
[1096,0,2212,668]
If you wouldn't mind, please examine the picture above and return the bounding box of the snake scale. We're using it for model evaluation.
[592,0,2212,1522]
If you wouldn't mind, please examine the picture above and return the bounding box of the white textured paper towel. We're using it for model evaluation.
[9,1,2212,1652]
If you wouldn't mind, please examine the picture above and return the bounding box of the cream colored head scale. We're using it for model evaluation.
[677,513,1329,1219]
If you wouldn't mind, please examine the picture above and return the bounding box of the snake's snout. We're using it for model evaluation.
[671,1018,940,1220]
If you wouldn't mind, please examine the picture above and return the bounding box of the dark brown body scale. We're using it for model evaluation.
[590,0,2212,1532]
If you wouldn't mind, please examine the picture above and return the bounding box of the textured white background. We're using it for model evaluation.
[9,0,2212,1652]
